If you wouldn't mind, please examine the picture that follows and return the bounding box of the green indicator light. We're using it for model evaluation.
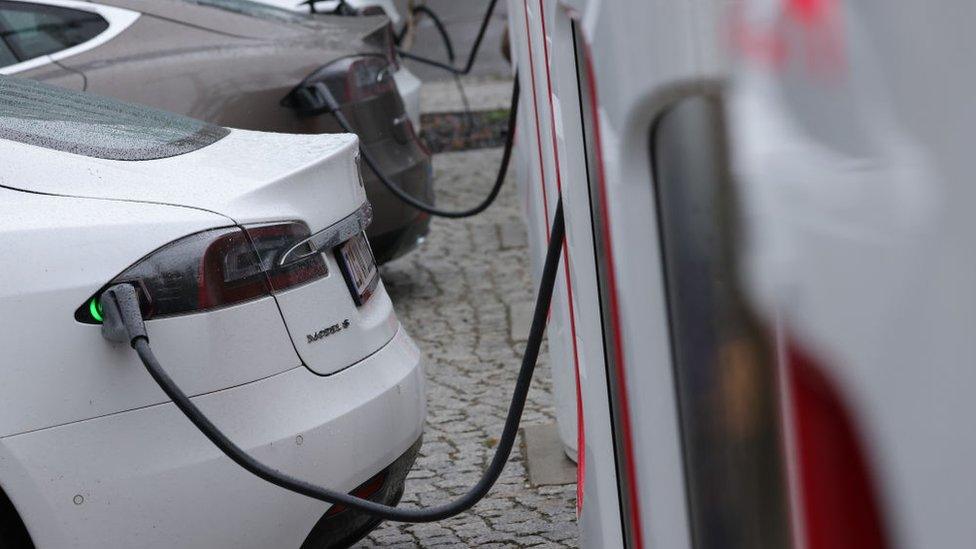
[89,297,103,323]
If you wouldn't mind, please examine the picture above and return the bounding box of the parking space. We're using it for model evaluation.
[360,147,579,547]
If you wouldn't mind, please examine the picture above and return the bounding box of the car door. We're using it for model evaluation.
[0,0,137,89]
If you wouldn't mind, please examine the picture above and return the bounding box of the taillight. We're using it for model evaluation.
[283,56,396,116]
[240,224,328,294]
[345,56,396,102]
[76,223,326,324]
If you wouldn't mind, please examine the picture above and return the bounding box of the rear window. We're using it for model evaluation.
[0,1,109,62]
[0,75,229,160]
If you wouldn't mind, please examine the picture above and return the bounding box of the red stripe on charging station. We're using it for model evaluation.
[536,0,586,514]
[580,36,646,549]
[522,0,551,239]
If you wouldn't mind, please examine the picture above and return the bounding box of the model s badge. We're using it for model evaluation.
[307,319,351,344]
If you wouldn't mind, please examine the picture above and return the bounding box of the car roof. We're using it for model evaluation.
[0,75,228,160]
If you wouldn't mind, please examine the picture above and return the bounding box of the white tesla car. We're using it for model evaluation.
[0,76,425,548]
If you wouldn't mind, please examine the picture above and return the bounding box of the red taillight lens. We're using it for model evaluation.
[76,223,327,323]
[787,344,889,549]
[197,228,271,311]
[238,223,328,294]
[284,56,397,116]
[324,470,387,518]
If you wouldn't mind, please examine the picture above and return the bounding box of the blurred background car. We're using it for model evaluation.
[180,0,424,129]
[0,0,433,263]
[0,74,426,548]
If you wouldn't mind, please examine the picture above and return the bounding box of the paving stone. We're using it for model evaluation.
[355,148,578,547]
[522,423,578,487]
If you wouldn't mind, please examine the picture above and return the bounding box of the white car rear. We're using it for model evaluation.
[0,76,425,548]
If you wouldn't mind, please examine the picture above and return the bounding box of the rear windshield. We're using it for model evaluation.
[0,76,228,160]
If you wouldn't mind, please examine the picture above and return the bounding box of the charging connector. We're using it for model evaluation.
[99,284,146,344]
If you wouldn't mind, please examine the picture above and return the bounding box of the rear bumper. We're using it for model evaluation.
[301,437,421,549]
[0,327,426,549]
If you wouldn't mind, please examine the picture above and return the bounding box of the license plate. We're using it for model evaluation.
[336,232,379,306]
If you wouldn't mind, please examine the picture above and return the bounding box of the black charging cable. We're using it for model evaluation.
[302,75,517,219]
[394,3,476,140]
[396,5,455,62]
[100,199,564,523]
[301,0,495,76]
[395,0,499,75]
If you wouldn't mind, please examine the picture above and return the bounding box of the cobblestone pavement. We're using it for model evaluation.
[357,148,579,547]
